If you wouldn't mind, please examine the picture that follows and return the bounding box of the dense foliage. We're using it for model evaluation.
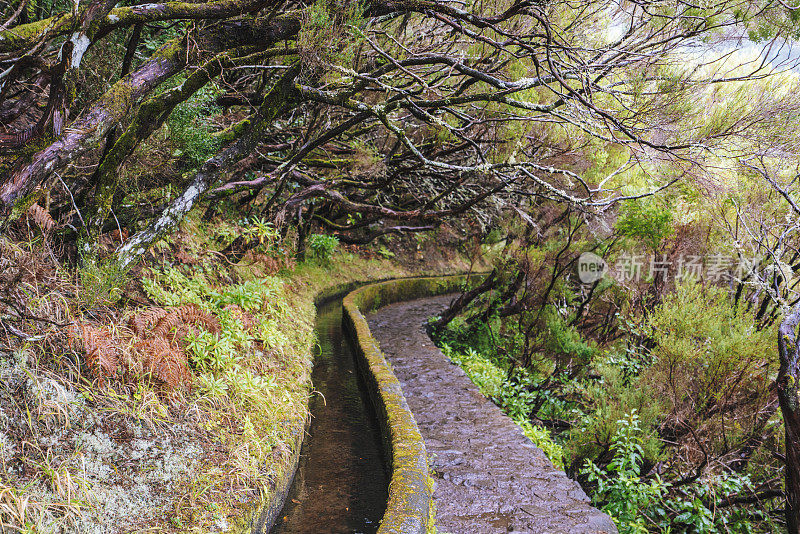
[4,0,800,531]
[434,273,785,531]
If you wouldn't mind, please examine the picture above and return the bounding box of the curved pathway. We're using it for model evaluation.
[367,295,617,534]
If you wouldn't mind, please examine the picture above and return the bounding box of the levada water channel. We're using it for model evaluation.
[270,294,388,534]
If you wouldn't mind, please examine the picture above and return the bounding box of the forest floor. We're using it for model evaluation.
[368,295,617,534]
[0,219,481,533]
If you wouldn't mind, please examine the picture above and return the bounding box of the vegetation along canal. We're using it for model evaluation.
[270,295,388,533]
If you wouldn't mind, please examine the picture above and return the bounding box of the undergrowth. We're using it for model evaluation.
[583,412,772,533]
[438,343,565,468]
[0,210,478,533]
[432,278,783,533]
[0,227,317,532]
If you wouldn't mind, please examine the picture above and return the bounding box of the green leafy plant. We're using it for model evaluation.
[168,81,224,167]
[77,255,128,309]
[185,331,239,373]
[441,344,504,398]
[582,412,668,534]
[377,245,395,258]
[198,373,229,398]
[246,217,279,251]
[582,411,774,533]
[307,233,339,263]
[615,199,674,251]
[142,268,217,307]
[219,281,265,312]
[516,420,565,469]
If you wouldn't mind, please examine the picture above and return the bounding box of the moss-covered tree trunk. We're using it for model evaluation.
[114,64,301,268]
[0,38,187,224]
[778,303,800,532]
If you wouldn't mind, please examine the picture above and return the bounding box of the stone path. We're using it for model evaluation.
[367,295,617,534]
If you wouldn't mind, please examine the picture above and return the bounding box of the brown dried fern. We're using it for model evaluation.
[127,308,168,337]
[70,304,221,389]
[135,337,192,388]
[151,304,219,339]
[67,323,119,380]
[27,203,55,232]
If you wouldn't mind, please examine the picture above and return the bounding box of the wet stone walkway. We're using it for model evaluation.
[367,295,617,534]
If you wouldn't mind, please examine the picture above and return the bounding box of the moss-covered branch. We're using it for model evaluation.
[114,64,302,268]
[0,37,188,223]
[84,47,285,242]
[0,0,284,53]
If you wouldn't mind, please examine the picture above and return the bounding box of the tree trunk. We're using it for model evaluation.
[430,269,496,330]
[778,302,800,533]
[0,38,186,222]
[114,64,301,268]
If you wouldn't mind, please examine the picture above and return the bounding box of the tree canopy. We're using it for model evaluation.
[2,0,799,266]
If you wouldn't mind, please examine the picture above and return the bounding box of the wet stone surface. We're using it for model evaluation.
[368,295,617,534]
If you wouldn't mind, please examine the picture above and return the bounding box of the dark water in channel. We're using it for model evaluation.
[269,297,388,534]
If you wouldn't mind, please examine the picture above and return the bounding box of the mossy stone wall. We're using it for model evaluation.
[342,274,485,534]
[244,414,309,533]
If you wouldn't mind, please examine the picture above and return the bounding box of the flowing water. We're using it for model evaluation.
[269,296,388,534]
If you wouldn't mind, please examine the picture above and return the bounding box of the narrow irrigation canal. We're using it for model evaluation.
[270,296,388,534]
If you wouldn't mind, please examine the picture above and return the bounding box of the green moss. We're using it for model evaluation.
[0,13,74,52]
[213,118,252,145]
[9,189,44,222]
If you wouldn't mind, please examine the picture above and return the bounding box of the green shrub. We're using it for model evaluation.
[494,368,541,421]
[615,199,673,251]
[543,306,596,365]
[307,233,339,262]
[583,412,776,533]
[582,411,669,534]
[168,81,223,167]
[642,280,775,447]
[563,360,663,471]
[77,256,128,309]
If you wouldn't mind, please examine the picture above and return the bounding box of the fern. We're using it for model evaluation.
[128,307,169,337]
[135,337,192,387]
[27,203,55,232]
[67,324,119,381]
[151,304,220,339]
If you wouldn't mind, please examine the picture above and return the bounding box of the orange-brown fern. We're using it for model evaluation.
[71,304,222,388]
[67,323,119,381]
[27,203,55,232]
[127,307,168,337]
[151,304,220,339]
[135,337,192,387]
